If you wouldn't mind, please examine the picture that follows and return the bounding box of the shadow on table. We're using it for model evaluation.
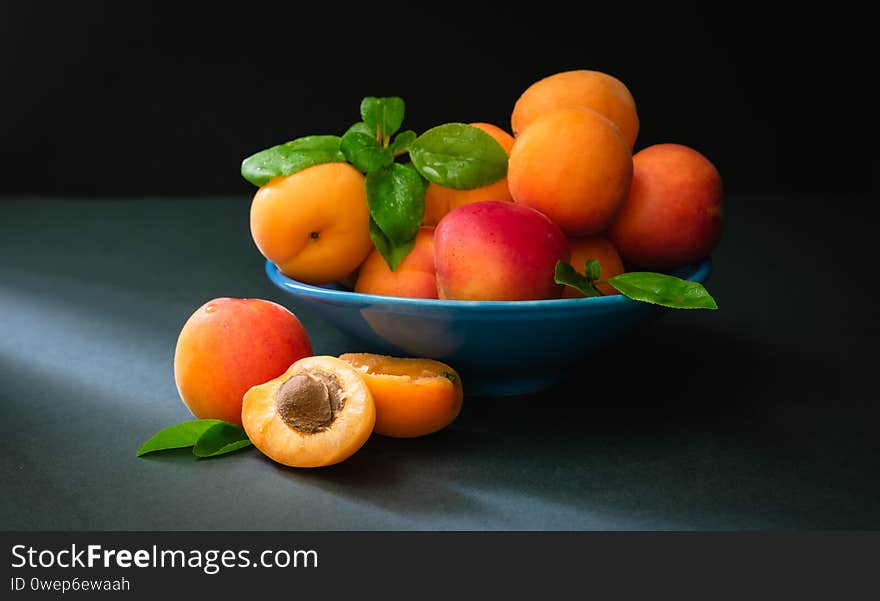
[263,321,849,529]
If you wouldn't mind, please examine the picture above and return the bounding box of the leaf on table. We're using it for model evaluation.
[137,419,225,456]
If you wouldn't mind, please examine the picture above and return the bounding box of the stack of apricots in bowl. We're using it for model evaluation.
[249,69,721,397]
[141,69,722,470]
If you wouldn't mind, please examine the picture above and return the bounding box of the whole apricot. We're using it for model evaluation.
[511,69,639,148]
[508,107,632,236]
[340,353,463,438]
[242,356,375,467]
[174,298,313,427]
[250,162,373,285]
[564,236,625,297]
[422,123,515,226]
[434,201,569,301]
[355,227,437,299]
[608,143,723,270]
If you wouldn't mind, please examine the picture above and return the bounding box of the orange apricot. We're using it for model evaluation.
[340,353,463,438]
[250,162,373,284]
[608,143,723,270]
[508,107,633,236]
[422,123,514,226]
[242,356,375,467]
[174,298,313,427]
[564,236,625,297]
[511,69,639,148]
[355,227,437,298]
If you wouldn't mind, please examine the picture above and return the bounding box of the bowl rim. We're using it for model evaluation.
[266,257,713,310]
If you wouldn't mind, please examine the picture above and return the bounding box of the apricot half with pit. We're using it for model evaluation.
[241,356,375,467]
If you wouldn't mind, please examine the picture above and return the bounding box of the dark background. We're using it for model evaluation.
[0,2,874,196]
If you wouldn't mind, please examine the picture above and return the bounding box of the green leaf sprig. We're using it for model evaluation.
[241,96,509,271]
[137,419,252,459]
[554,260,718,310]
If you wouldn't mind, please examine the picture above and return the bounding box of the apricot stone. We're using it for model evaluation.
[434,201,569,301]
[511,69,640,149]
[250,162,373,285]
[608,143,723,270]
[508,107,632,236]
[174,298,313,427]
[355,227,437,299]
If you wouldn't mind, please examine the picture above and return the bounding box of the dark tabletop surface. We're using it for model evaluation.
[1,193,877,530]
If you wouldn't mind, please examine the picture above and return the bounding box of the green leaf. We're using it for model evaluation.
[585,259,602,281]
[366,163,426,245]
[409,123,508,190]
[369,218,416,271]
[554,261,601,297]
[442,372,457,383]
[192,422,252,458]
[390,130,417,156]
[241,135,344,187]
[341,130,393,173]
[137,419,225,456]
[360,97,405,141]
[607,272,719,309]
[345,121,376,138]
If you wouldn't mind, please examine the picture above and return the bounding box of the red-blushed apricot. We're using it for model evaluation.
[355,227,437,298]
[434,201,569,301]
[250,162,373,284]
[241,356,375,467]
[508,107,633,236]
[174,298,313,427]
[608,143,723,270]
[511,69,640,148]
[564,236,625,297]
[340,353,463,438]
[422,123,514,226]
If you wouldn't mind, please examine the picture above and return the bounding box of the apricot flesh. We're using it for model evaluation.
[354,227,438,299]
[250,162,373,284]
[340,353,463,438]
[174,298,313,427]
[511,69,640,149]
[242,356,375,468]
[508,107,632,237]
[608,143,723,270]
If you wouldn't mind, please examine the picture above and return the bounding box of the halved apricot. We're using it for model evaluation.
[241,356,375,467]
[339,353,463,438]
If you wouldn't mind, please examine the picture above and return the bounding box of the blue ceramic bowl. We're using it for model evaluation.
[267,258,712,396]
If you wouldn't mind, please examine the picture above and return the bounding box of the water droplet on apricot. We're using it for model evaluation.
[205,304,216,313]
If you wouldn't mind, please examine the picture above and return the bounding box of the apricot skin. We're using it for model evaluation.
[340,354,463,438]
[174,298,313,427]
[564,236,625,297]
[242,356,375,468]
[434,201,569,301]
[422,123,514,226]
[250,162,373,284]
[608,143,723,270]
[355,227,438,299]
[508,107,632,237]
[511,69,640,149]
